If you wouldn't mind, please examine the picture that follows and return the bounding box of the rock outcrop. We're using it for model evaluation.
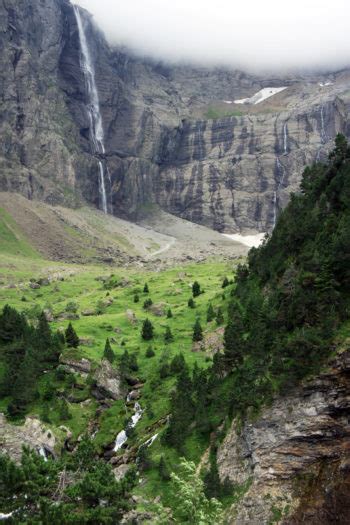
[92,359,125,400]
[0,414,56,462]
[217,347,350,524]
[1,0,350,233]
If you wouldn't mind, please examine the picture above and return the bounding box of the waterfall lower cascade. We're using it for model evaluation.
[38,445,48,462]
[114,401,143,452]
[283,123,288,155]
[74,5,110,214]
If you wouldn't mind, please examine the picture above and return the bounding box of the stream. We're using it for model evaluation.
[114,401,143,452]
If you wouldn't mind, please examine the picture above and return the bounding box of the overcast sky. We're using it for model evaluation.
[74,0,350,72]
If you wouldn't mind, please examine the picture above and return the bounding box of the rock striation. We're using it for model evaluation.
[217,347,350,523]
[1,0,350,233]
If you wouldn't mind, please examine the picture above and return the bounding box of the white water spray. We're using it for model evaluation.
[320,105,327,144]
[283,123,288,155]
[74,5,109,214]
[114,401,143,452]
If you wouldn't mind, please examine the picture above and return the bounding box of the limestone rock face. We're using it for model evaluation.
[93,359,125,400]
[217,348,350,524]
[1,0,350,233]
[0,414,56,462]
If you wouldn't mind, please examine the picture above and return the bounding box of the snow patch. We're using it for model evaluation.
[319,81,333,87]
[222,233,266,248]
[234,87,287,105]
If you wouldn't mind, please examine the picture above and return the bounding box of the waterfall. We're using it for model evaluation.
[143,433,158,448]
[74,5,109,214]
[38,445,48,462]
[283,123,288,155]
[320,105,327,144]
[114,400,143,452]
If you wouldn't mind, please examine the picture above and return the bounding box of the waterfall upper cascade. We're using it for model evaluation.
[74,5,110,214]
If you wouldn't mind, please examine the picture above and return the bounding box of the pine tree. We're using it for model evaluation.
[192,281,201,297]
[143,298,153,309]
[103,338,115,363]
[206,304,215,322]
[65,323,79,348]
[143,283,149,293]
[223,318,244,369]
[188,298,195,309]
[141,319,154,340]
[216,307,224,325]
[193,319,203,342]
[158,456,170,481]
[133,294,139,303]
[167,308,173,319]
[164,326,174,343]
[145,346,155,358]
[170,353,186,374]
[222,277,229,288]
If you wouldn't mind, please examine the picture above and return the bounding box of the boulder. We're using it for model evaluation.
[59,356,91,374]
[93,359,125,400]
[0,414,56,463]
[81,309,95,316]
[125,309,137,325]
[149,302,167,316]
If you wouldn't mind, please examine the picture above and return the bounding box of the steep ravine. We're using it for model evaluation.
[1,0,350,233]
[217,346,350,524]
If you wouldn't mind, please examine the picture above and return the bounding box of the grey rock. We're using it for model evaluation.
[0,1,349,233]
[93,358,125,400]
[217,348,350,524]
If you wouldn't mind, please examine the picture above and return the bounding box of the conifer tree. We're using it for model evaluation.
[141,319,154,340]
[188,298,195,309]
[103,338,115,363]
[216,307,224,325]
[145,346,155,358]
[192,281,201,297]
[65,323,79,348]
[222,276,229,288]
[143,298,153,309]
[167,308,173,319]
[158,456,171,481]
[206,303,215,322]
[193,319,203,342]
[164,326,174,343]
[143,283,149,293]
[134,294,139,303]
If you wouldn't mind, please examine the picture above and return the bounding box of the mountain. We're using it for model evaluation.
[1,0,350,233]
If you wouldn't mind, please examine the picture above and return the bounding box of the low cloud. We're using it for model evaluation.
[74,0,350,72]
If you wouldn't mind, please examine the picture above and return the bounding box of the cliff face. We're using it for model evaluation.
[1,0,350,232]
[217,347,350,524]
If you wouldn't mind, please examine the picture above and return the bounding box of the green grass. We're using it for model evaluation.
[0,208,39,259]
[0,246,243,504]
[203,107,243,120]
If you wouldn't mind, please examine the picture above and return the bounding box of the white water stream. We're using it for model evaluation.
[283,123,288,155]
[74,6,109,214]
[114,401,143,452]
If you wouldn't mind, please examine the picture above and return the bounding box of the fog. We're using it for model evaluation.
[74,0,350,72]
